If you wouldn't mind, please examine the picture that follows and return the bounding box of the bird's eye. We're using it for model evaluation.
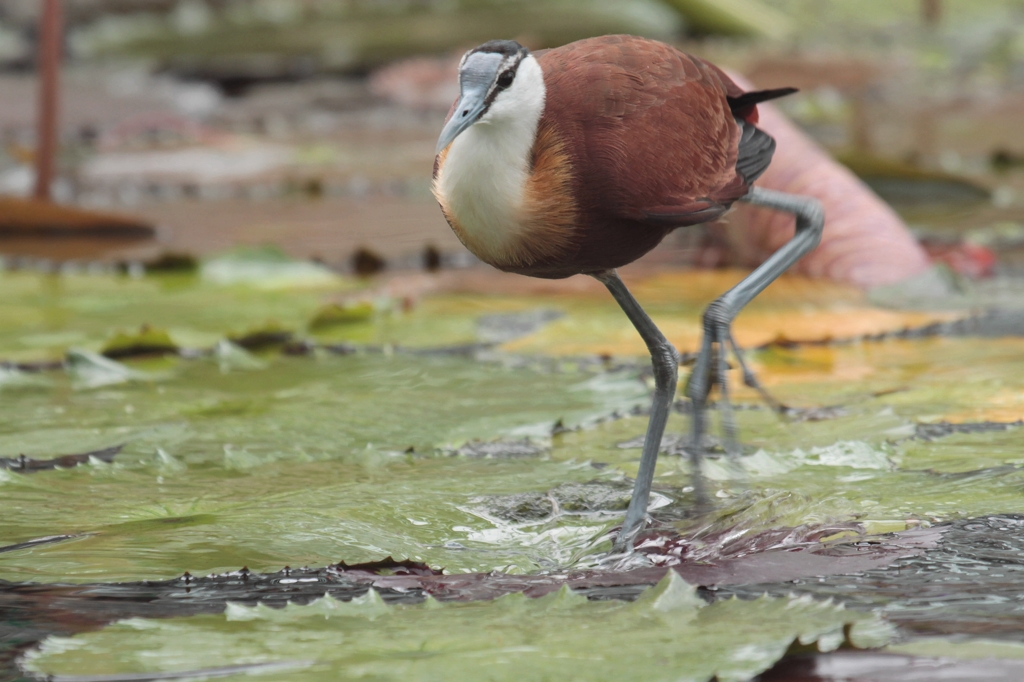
[496,70,515,88]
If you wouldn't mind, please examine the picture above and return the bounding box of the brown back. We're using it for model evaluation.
[537,36,746,226]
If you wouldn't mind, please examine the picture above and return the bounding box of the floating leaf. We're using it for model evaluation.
[23,575,887,682]
[0,352,645,583]
[500,271,962,357]
[0,365,51,390]
[332,556,442,577]
[226,321,293,351]
[201,246,341,289]
[476,308,564,344]
[64,348,153,389]
[143,252,199,273]
[0,444,122,473]
[2,263,1023,672]
[214,340,266,372]
[0,196,153,238]
[307,301,375,330]
[101,325,179,359]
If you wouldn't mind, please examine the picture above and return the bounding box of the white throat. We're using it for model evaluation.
[435,55,546,265]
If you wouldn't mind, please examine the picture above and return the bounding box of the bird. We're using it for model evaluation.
[432,35,824,550]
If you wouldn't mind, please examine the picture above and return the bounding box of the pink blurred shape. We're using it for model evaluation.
[729,72,933,288]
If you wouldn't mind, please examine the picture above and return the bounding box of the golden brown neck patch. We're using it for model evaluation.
[517,123,578,268]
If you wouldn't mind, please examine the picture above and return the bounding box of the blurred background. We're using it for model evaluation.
[2,0,1024,278]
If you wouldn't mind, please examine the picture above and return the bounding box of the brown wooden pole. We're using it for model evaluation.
[34,0,63,202]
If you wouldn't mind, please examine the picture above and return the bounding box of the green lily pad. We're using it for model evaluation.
[0,352,647,583]
[21,573,889,682]
[0,269,353,363]
[226,320,294,351]
[101,325,179,359]
[201,246,342,289]
[1,268,1021,586]
[308,301,375,330]
[3,265,1024,674]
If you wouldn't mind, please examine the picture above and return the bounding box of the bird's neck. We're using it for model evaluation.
[434,57,546,267]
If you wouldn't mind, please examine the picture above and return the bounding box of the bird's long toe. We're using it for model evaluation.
[726,333,788,414]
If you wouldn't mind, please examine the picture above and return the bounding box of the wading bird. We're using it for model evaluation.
[432,35,823,548]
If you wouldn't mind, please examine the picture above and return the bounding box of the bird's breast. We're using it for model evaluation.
[433,120,578,272]
[434,124,531,267]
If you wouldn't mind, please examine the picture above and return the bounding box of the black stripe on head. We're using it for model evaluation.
[458,40,530,114]
[471,40,528,59]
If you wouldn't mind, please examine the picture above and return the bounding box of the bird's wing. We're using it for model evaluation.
[538,36,771,228]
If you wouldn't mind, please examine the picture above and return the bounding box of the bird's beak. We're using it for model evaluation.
[435,87,488,155]
[435,52,503,155]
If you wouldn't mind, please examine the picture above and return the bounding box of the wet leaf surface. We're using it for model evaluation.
[19,573,887,682]
[100,327,179,360]
[499,271,964,358]
[724,516,1024,639]
[2,266,1024,680]
[757,650,1024,682]
[0,445,122,473]
[331,557,442,577]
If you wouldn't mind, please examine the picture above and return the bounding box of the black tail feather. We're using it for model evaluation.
[727,87,798,117]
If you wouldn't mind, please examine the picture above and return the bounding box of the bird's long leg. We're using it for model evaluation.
[686,187,825,472]
[593,270,679,551]
[716,338,742,466]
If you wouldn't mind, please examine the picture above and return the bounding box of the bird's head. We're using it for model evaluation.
[435,40,545,154]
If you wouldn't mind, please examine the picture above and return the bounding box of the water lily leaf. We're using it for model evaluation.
[0,352,646,583]
[500,271,962,357]
[65,348,155,389]
[215,340,268,372]
[3,264,1024,674]
[226,321,293,351]
[143,252,199,273]
[22,577,887,682]
[0,534,85,555]
[476,308,564,344]
[0,444,122,473]
[0,196,153,238]
[101,325,179,359]
[633,568,706,613]
[447,438,549,459]
[201,246,341,289]
[332,557,442,577]
[0,365,52,390]
[307,301,375,330]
